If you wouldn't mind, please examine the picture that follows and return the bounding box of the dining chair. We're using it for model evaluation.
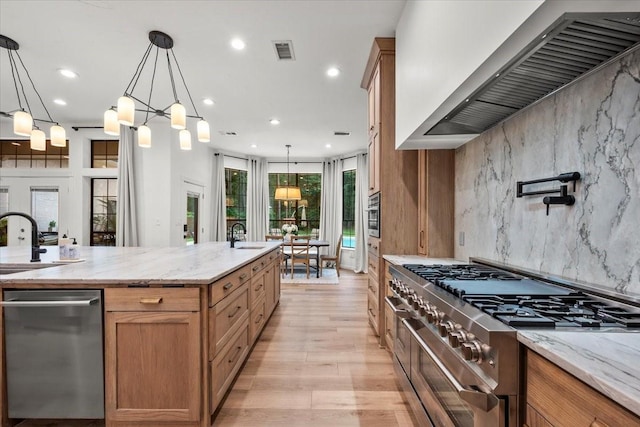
[289,236,311,279]
[320,234,342,277]
[265,234,288,278]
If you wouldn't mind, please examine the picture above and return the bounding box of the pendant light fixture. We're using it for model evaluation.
[0,34,67,150]
[104,31,210,150]
[274,145,302,201]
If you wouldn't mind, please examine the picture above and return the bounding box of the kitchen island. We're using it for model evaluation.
[0,242,282,427]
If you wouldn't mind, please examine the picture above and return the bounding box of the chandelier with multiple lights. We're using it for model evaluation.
[104,31,210,150]
[0,34,67,150]
[274,144,302,201]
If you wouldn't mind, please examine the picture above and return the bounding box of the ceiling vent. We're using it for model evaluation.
[427,13,640,136]
[334,131,351,136]
[273,40,295,60]
[218,131,237,136]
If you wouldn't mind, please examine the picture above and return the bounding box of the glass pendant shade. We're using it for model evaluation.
[197,120,210,142]
[179,129,192,150]
[104,109,120,136]
[117,96,135,126]
[274,186,302,201]
[138,125,151,148]
[171,103,186,129]
[30,129,46,151]
[50,125,66,147]
[14,111,33,136]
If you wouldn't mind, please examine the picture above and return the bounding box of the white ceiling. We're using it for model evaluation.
[0,0,405,159]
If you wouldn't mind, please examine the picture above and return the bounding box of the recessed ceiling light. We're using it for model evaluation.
[53,99,67,106]
[269,118,280,125]
[250,144,257,148]
[325,144,332,148]
[231,38,246,50]
[327,67,340,77]
[58,69,78,79]
[203,98,215,106]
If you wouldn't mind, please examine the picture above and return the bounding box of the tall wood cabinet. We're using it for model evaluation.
[361,38,419,342]
[417,149,455,257]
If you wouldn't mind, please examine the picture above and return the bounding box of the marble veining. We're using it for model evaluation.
[0,242,281,285]
[518,330,640,417]
[456,47,640,295]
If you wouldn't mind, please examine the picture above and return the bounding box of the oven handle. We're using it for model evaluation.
[384,296,412,319]
[402,318,499,412]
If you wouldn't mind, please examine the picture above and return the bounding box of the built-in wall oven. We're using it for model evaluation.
[387,261,640,427]
[368,192,380,237]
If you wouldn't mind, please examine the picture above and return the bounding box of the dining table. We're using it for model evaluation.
[281,238,329,278]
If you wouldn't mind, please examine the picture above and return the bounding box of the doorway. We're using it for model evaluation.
[184,181,204,246]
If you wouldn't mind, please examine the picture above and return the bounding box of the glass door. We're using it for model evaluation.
[186,192,199,245]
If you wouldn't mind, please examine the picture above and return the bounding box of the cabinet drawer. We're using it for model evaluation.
[367,291,379,336]
[250,275,266,306]
[210,320,249,411]
[367,236,380,257]
[368,252,379,281]
[250,295,266,343]
[367,276,379,300]
[209,283,249,359]
[250,255,267,276]
[265,249,280,265]
[105,287,199,312]
[210,264,252,307]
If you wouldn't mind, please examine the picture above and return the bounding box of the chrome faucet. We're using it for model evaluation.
[0,211,47,262]
[229,222,246,248]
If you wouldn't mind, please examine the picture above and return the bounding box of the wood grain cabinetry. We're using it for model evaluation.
[417,149,455,257]
[104,287,201,425]
[525,349,640,427]
[361,37,418,343]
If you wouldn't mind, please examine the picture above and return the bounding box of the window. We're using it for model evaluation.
[342,170,356,248]
[268,173,321,235]
[91,140,118,168]
[225,168,247,238]
[0,140,69,168]
[31,188,59,246]
[91,178,117,246]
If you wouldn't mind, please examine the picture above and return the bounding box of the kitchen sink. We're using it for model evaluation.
[0,263,59,275]
[233,246,266,250]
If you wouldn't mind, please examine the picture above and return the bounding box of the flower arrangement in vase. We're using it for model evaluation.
[281,223,298,241]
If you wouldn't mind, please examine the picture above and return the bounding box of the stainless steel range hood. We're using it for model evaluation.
[426,12,640,137]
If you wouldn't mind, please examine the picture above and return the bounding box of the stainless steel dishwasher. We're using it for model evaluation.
[3,289,104,419]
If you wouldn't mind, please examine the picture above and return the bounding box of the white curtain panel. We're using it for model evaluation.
[115,126,139,246]
[210,152,227,241]
[246,157,269,241]
[354,152,369,273]
[319,157,343,256]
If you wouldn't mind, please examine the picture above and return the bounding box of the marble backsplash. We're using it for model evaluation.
[455,47,640,295]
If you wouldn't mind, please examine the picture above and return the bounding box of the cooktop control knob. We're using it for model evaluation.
[412,297,420,310]
[448,331,464,348]
[427,309,443,324]
[438,320,458,337]
[418,303,428,316]
[461,341,483,363]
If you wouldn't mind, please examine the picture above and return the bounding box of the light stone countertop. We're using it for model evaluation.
[518,330,640,417]
[382,254,463,266]
[0,241,281,285]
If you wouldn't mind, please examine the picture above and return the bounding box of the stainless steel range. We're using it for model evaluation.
[386,260,640,427]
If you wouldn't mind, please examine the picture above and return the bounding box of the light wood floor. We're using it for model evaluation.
[214,269,419,427]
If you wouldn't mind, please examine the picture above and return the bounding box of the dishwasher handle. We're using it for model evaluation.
[1,297,100,307]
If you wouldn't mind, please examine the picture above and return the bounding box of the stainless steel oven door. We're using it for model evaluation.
[403,318,507,427]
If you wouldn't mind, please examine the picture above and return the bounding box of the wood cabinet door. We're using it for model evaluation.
[368,132,380,195]
[105,311,201,422]
[264,263,275,315]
